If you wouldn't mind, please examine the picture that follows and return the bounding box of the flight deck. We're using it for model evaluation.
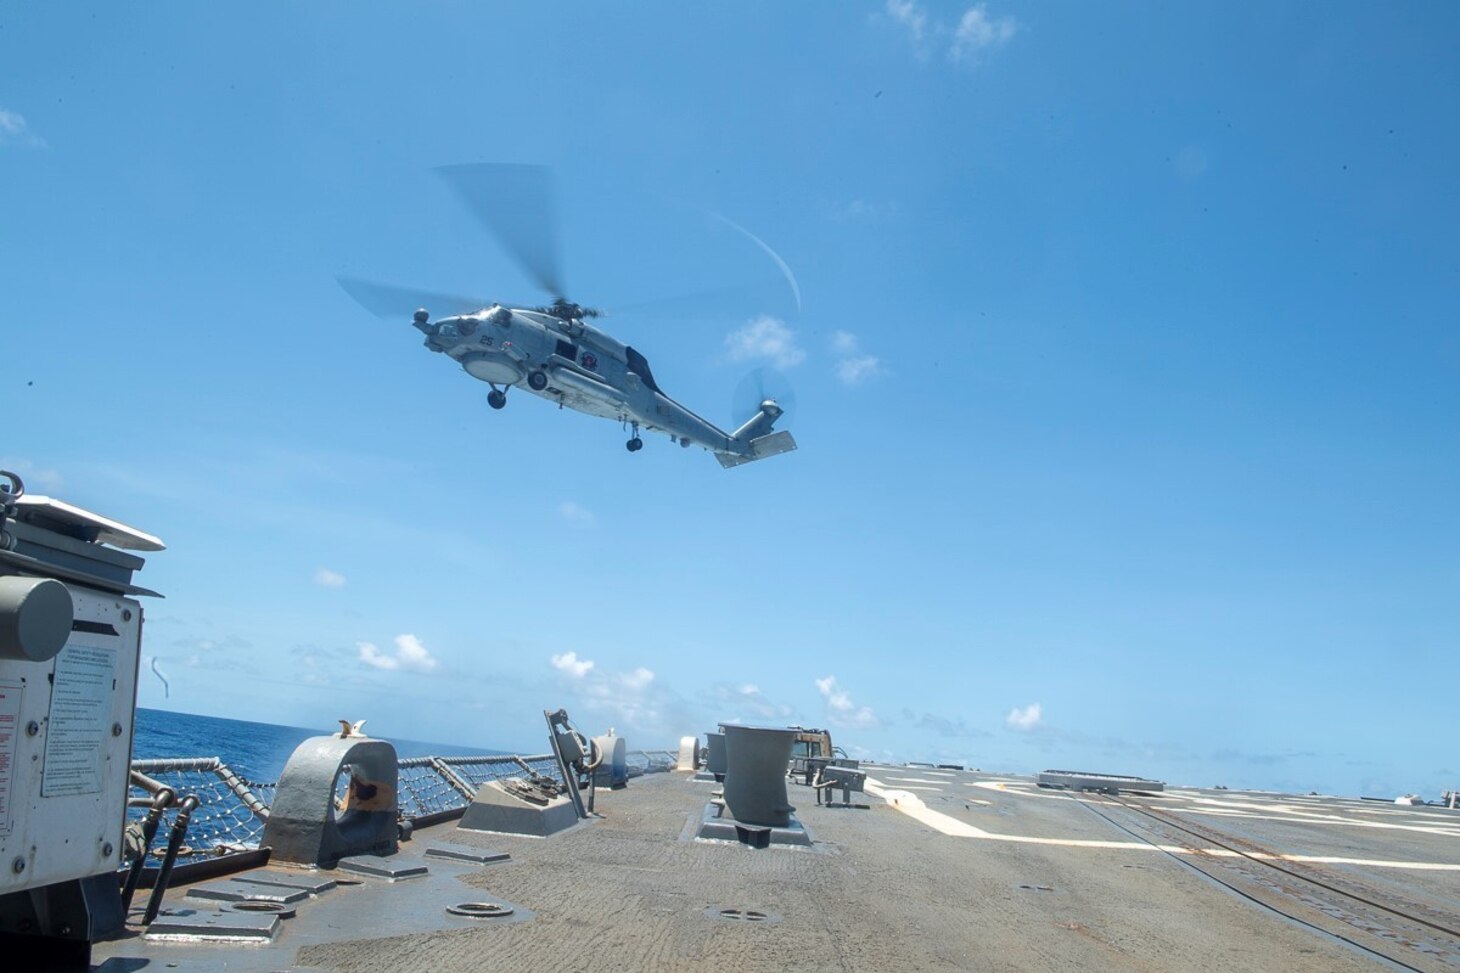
[92,766,1460,972]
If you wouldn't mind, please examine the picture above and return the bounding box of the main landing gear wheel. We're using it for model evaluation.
[626,437,643,452]
[527,370,548,391]
[487,389,507,410]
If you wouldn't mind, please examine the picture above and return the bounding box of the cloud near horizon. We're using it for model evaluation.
[711,682,796,723]
[816,675,881,729]
[547,653,694,742]
[358,633,439,673]
[1005,702,1043,731]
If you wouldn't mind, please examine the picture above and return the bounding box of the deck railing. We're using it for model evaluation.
[127,748,677,856]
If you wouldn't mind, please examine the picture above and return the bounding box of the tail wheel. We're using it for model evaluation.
[626,437,643,452]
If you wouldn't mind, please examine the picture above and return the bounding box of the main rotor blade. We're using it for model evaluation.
[336,276,495,320]
[436,164,564,300]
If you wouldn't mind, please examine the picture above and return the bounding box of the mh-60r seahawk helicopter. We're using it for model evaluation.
[340,165,796,469]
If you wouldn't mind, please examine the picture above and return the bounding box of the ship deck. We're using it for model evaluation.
[93,767,1460,972]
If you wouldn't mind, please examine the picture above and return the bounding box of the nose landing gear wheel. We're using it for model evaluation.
[527,370,548,391]
[487,389,507,410]
[626,437,643,452]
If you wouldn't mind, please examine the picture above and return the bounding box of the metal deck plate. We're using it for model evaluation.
[230,869,339,895]
[186,881,310,904]
[424,845,512,865]
[143,907,280,942]
[337,854,430,880]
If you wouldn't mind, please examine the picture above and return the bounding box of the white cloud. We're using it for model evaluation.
[724,315,805,369]
[358,642,398,670]
[394,634,437,672]
[815,675,880,729]
[837,355,882,385]
[829,332,883,386]
[1005,702,1043,731]
[619,666,655,691]
[551,656,696,743]
[559,500,595,525]
[357,633,439,673]
[0,108,45,148]
[886,0,928,44]
[314,567,347,589]
[950,5,1019,62]
[705,682,796,723]
[550,651,595,678]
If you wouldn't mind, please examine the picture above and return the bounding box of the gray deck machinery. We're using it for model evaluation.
[0,472,164,971]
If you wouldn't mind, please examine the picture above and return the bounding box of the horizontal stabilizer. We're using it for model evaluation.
[715,430,798,469]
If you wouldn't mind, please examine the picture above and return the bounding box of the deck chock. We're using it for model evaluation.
[185,881,310,905]
[336,854,429,881]
[260,733,401,867]
[696,802,813,848]
[230,870,339,895]
[458,779,581,837]
[425,846,512,865]
[143,907,281,942]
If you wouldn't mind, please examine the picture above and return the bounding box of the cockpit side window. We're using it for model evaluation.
[625,346,663,394]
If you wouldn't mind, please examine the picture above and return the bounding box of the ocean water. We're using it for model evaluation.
[133,708,506,784]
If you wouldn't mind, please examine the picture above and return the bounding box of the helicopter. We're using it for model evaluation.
[339,164,797,468]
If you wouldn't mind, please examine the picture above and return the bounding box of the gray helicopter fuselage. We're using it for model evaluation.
[420,306,737,452]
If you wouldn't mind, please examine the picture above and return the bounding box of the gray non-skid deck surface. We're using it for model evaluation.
[92,770,1460,972]
[285,770,1458,972]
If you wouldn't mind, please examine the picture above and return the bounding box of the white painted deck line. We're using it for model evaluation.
[864,778,1460,872]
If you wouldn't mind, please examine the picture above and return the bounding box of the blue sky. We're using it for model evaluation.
[3,3,1456,798]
